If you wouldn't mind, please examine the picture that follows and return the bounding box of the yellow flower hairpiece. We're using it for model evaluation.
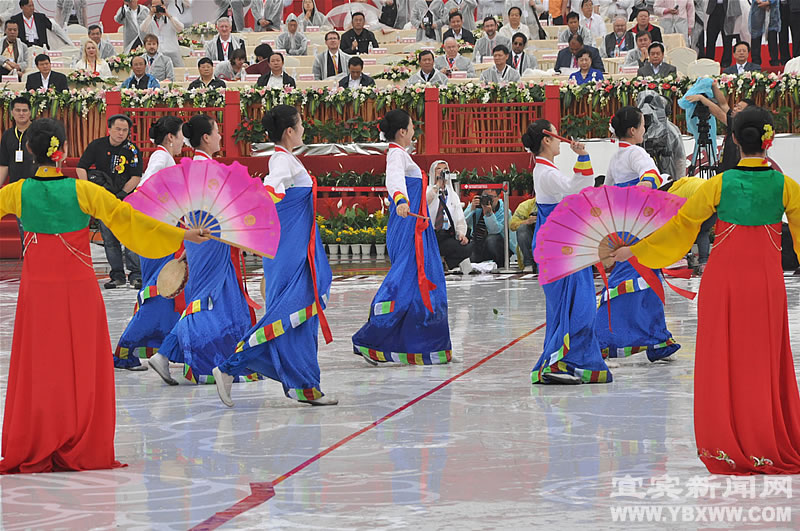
[46,136,60,158]
[761,124,774,150]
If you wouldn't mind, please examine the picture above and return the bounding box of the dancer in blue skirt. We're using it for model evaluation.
[596,106,680,362]
[352,110,452,366]
[114,116,185,371]
[527,119,612,385]
[212,105,337,407]
[149,115,259,385]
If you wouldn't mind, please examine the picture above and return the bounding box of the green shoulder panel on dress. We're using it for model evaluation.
[20,178,90,234]
[716,169,785,226]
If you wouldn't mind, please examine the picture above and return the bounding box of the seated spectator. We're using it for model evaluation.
[204,17,246,62]
[11,0,51,49]
[654,0,692,45]
[427,160,473,274]
[256,51,297,88]
[499,6,530,41]
[189,57,227,89]
[464,188,514,266]
[627,9,662,44]
[723,41,762,74]
[599,0,633,22]
[87,24,116,60]
[142,33,175,82]
[480,44,521,82]
[509,196,537,272]
[74,40,112,78]
[555,34,604,72]
[76,114,142,289]
[341,11,379,53]
[25,54,68,91]
[580,0,605,43]
[406,49,449,84]
[637,42,676,77]
[442,12,476,44]
[253,0,293,32]
[558,12,592,44]
[603,16,634,58]
[0,20,29,78]
[444,0,477,32]
[436,37,476,76]
[114,0,149,52]
[276,14,309,56]
[245,43,274,76]
[121,55,161,88]
[474,17,510,61]
[339,55,376,87]
[299,0,328,31]
[624,30,651,67]
[411,0,446,42]
[140,0,184,67]
[570,48,604,83]
[214,47,247,81]
[508,33,537,74]
[312,31,350,79]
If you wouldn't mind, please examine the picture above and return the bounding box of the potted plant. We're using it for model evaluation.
[359,228,373,256]
[340,227,358,256]
[374,226,387,259]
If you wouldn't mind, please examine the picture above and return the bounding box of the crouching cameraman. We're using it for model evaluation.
[427,160,473,274]
[637,90,686,179]
[464,187,515,267]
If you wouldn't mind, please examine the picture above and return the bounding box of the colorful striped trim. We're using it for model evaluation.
[287,387,324,402]
[373,301,395,316]
[602,337,677,359]
[531,335,612,384]
[180,297,213,319]
[137,285,159,305]
[392,191,408,205]
[264,185,285,203]
[597,277,651,306]
[115,345,158,360]
[235,319,286,352]
[354,345,452,365]
[573,155,593,176]
[290,302,319,328]
[183,367,260,384]
[640,169,663,189]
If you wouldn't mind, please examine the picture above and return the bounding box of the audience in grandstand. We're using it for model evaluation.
[114,0,149,52]
[480,44,521,82]
[508,33,538,73]
[555,34,604,72]
[253,0,293,31]
[10,0,51,49]
[142,33,174,83]
[570,47,604,83]
[203,17,246,62]
[624,30,652,67]
[411,0,446,42]
[277,14,309,55]
[474,17,510,61]
[558,11,592,43]
[653,0,692,45]
[436,37,476,76]
[338,55,376,87]
[299,0,328,31]
[214,47,247,81]
[141,0,184,67]
[723,41,762,74]
[73,39,112,78]
[0,20,28,78]
[215,0,250,32]
[444,0,477,31]
[628,8,662,44]
[257,51,297,87]
[87,25,115,60]
[25,54,68,91]
[121,54,160,89]
[56,0,88,28]
[442,12,476,44]
[312,31,351,80]
[603,16,634,57]
[407,49,449,85]
[499,6,531,40]
[188,57,226,88]
[341,11,379,53]
[580,0,605,42]
[637,42,676,77]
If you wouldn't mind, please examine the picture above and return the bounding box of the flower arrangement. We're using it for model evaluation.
[373,64,413,81]
[68,69,113,87]
[178,36,203,48]
[181,22,217,37]
[233,116,265,144]
[106,49,146,73]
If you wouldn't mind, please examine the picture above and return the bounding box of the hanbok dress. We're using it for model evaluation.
[114,146,182,369]
[0,166,185,474]
[531,155,612,383]
[630,158,800,475]
[157,150,258,384]
[596,142,681,362]
[217,146,334,402]
[352,143,452,365]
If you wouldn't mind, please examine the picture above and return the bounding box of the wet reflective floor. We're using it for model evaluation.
[1,251,799,530]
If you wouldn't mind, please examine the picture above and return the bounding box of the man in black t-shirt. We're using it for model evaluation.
[341,12,379,54]
[0,96,34,245]
[77,114,143,289]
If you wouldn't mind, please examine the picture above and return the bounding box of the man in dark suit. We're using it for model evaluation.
[723,41,763,73]
[25,54,68,92]
[604,16,635,57]
[442,12,476,44]
[637,42,678,77]
[555,34,604,73]
[704,0,740,67]
[338,56,376,88]
[256,52,297,88]
[10,0,52,49]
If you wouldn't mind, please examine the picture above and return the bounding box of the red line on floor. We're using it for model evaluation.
[189,323,546,531]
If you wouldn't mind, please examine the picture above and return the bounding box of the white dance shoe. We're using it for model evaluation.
[212,367,235,407]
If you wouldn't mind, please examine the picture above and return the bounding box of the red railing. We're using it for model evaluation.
[104,91,241,160]
[423,85,561,155]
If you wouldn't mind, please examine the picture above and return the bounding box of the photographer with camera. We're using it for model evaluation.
[76,114,142,290]
[427,160,473,274]
[637,90,686,180]
[684,79,754,172]
[463,187,514,268]
[140,0,184,67]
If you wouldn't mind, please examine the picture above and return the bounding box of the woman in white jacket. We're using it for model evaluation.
[73,40,112,78]
[426,160,473,274]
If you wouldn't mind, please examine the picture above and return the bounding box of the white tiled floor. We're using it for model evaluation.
[1,257,799,530]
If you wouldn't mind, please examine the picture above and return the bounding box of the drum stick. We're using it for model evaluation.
[543,130,573,144]
[408,212,429,220]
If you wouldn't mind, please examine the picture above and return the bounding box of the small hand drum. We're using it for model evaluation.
[157,258,189,299]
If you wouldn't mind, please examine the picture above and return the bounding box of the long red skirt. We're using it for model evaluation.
[695,221,800,475]
[0,228,124,474]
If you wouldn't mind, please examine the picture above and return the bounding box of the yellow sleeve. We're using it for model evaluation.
[784,176,800,263]
[75,180,185,259]
[510,200,534,231]
[631,174,722,269]
[0,180,23,218]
